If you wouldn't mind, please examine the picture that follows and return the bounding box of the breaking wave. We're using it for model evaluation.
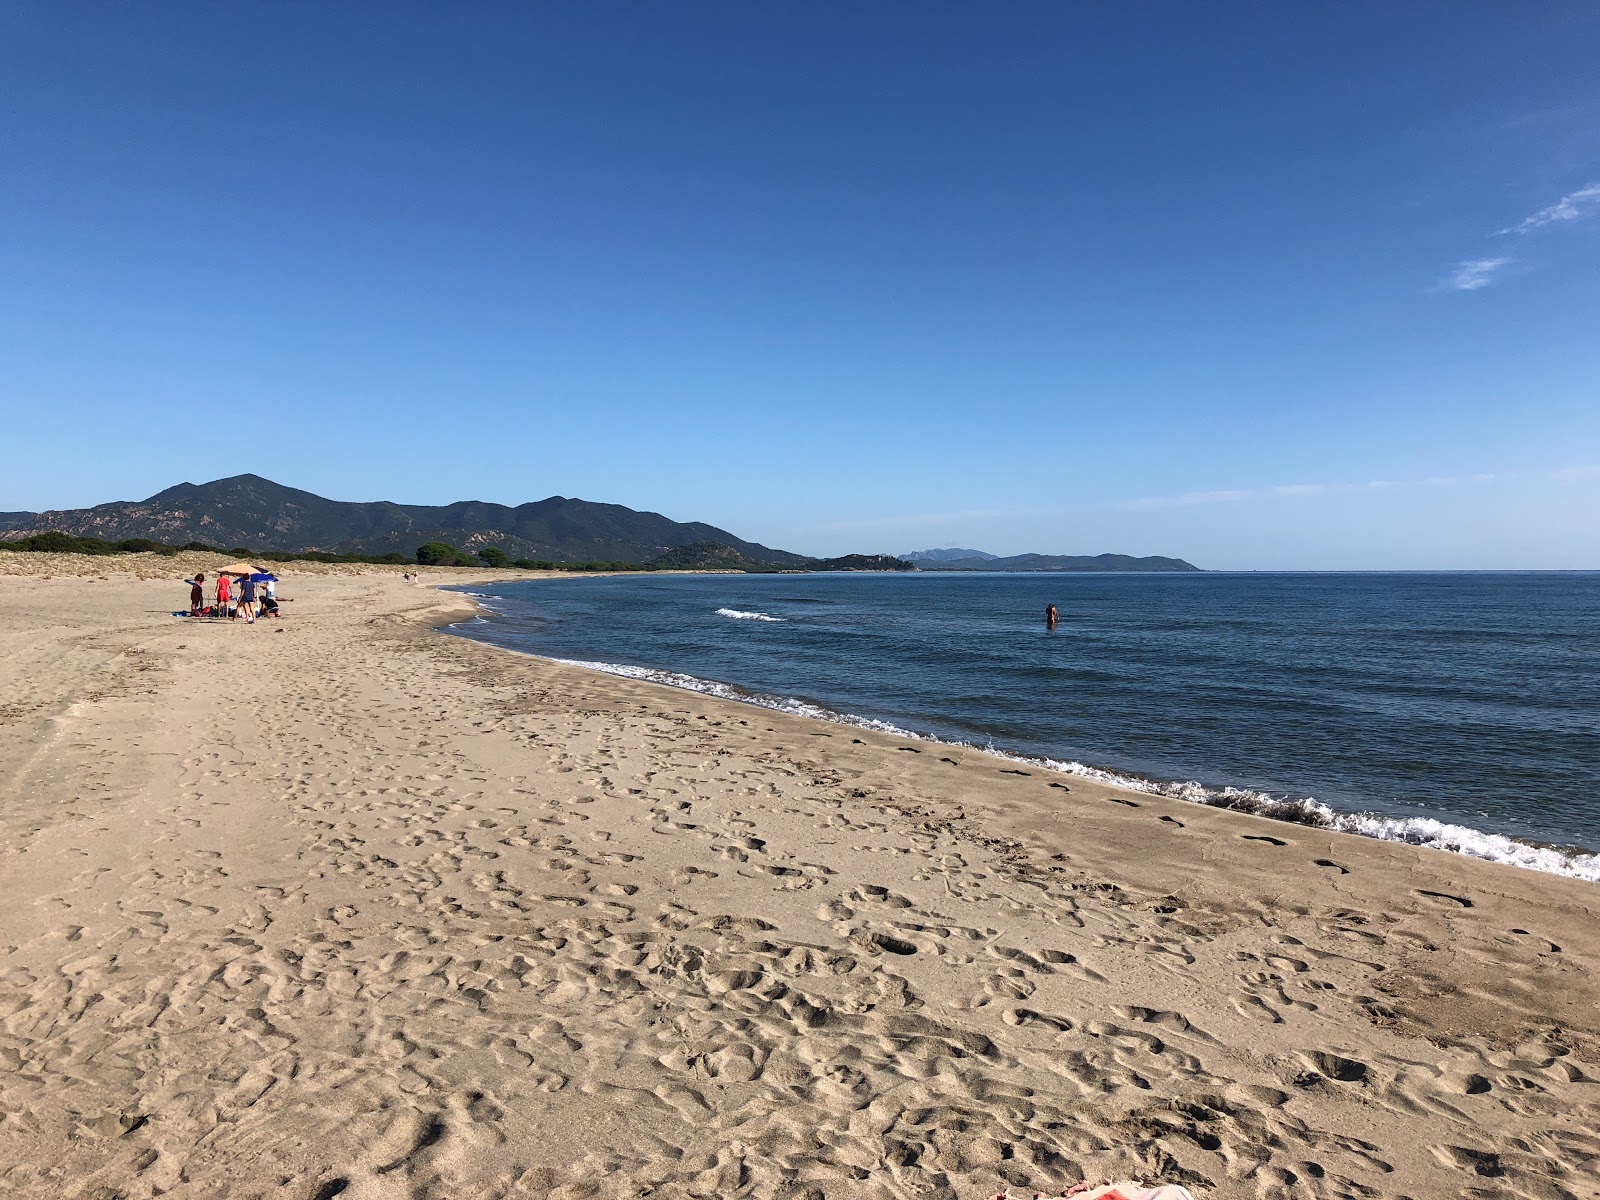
[715,608,785,622]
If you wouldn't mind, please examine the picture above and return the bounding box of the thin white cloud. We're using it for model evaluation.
[1498,102,1600,131]
[1122,472,1513,511]
[1552,463,1600,481]
[1443,256,1512,291]
[1498,182,1600,235]
[1269,483,1324,497]
[1437,179,1600,292]
[1179,489,1249,506]
[804,507,1034,533]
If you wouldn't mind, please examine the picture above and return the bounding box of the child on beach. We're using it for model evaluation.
[187,572,206,616]
[215,573,232,619]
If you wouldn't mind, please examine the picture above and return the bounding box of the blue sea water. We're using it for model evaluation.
[448,572,1600,879]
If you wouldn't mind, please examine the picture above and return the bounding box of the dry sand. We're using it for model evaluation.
[1,564,1596,1200]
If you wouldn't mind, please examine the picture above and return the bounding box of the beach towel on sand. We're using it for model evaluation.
[989,1183,1197,1200]
[1068,1186,1195,1200]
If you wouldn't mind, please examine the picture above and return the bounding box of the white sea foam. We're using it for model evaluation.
[1004,758,1600,883]
[715,608,785,622]
[543,654,1600,884]
[550,658,840,722]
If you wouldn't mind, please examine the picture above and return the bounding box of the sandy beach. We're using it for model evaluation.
[1,561,1596,1200]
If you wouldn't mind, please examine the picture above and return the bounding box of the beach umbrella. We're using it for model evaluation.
[215,561,257,576]
[249,572,278,583]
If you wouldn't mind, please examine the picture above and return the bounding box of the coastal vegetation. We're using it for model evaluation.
[0,532,410,567]
[642,544,916,572]
[645,542,783,572]
[816,553,916,572]
[0,531,187,557]
[415,541,481,567]
[0,532,915,574]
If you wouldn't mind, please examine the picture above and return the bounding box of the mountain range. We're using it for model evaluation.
[0,475,814,566]
[0,478,1200,571]
[901,548,1200,572]
[900,548,999,563]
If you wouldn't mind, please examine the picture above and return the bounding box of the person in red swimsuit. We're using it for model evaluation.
[215,573,232,619]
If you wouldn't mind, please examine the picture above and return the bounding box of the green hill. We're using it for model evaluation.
[644,542,780,571]
[0,475,813,567]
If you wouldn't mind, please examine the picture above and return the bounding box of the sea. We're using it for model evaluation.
[447,571,1600,882]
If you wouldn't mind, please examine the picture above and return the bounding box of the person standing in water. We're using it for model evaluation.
[1045,603,1058,628]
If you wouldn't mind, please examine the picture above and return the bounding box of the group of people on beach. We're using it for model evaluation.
[184,571,279,623]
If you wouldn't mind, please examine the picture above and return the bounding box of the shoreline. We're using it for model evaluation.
[3,569,1597,1199]
[441,587,1600,884]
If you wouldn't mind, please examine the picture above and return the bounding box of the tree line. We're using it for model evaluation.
[1,531,687,572]
[1,532,912,573]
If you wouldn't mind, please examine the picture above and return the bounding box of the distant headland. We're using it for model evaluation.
[901,548,1201,572]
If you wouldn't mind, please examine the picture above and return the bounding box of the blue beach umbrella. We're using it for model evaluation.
[249,572,278,582]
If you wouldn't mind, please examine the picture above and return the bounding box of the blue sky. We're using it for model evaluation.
[3,2,1597,568]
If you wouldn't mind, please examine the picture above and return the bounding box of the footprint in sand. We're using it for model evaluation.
[1296,1050,1370,1084]
[1509,929,1561,952]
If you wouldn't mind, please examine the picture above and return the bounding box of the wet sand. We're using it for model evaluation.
[1,565,1596,1200]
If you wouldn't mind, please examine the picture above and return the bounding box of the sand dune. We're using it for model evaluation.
[1,567,1596,1200]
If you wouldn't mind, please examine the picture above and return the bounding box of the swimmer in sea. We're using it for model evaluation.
[1045,603,1058,628]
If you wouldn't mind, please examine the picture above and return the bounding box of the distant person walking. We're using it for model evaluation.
[187,572,206,617]
[1045,603,1058,629]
